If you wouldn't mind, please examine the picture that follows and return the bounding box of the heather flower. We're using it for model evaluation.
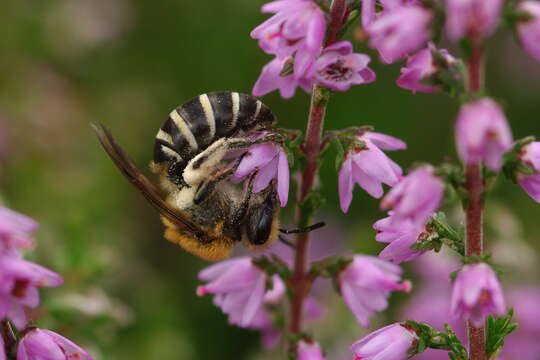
[367,5,433,63]
[0,255,63,329]
[373,214,426,263]
[445,0,503,41]
[234,142,289,207]
[0,336,4,360]
[297,340,325,360]
[350,323,418,360]
[339,132,406,213]
[397,45,456,93]
[517,141,540,202]
[252,56,313,98]
[196,257,268,327]
[455,98,512,171]
[314,41,376,91]
[450,262,506,327]
[381,166,444,226]
[17,328,92,360]
[338,255,411,326]
[516,1,540,62]
[251,0,326,76]
[0,207,38,252]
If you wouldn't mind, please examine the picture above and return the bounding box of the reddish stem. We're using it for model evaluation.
[465,36,486,360]
[289,0,346,337]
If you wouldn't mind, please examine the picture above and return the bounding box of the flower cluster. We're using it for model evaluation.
[251,0,375,97]
[0,206,92,360]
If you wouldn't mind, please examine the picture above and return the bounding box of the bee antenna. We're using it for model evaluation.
[279,221,326,234]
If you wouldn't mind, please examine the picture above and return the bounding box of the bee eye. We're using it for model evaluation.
[247,196,275,246]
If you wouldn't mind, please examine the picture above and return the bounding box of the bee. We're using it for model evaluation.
[93,91,287,261]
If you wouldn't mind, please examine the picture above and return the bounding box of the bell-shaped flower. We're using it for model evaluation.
[234,142,289,207]
[253,56,313,99]
[197,257,268,328]
[455,98,512,171]
[0,255,63,329]
[0,207,38,252]
[251,0,326,76]
[338,255,411,327]
[516,1,540,62]
[350,323,418,360]
[381,166,444,226]
[314,41,376,91]
[397,45,456,93]
[517,141,540,202]
[367,5,433,63]
[450,262,506,327]
[445,0,503,41]
[339,132,406,213]
[373,214,426,264]
[17,328,93,360]
[297,340,325,360]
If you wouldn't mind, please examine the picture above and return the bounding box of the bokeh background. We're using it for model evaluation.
[1,0,540,359]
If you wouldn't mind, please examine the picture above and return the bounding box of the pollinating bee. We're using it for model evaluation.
[94,91,298,261]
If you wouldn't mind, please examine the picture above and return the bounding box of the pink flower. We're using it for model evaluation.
[314,41,376,91]
[17,328,92,360]
[516,1,540,62]
[338,255,411,327]
[517,141,540,202]
[455,98,513,171]
[373,214,426,263]
[297,340,325,360]
[0,256,63,329]
[381,166,444,226]
[450,262,506,327]
[234,142,289,207]
[397,45,456,93]
[367,5,433,64]
[445,0,503,41]
[253,56,313,98]
[0,207,38,252]
[0,336,5,360]
[339,132,406,213]
[251,0,326,76]
[350,323,418,360]
[196,257,268,327]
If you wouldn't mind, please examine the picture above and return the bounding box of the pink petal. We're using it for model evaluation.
[338,156,354,213]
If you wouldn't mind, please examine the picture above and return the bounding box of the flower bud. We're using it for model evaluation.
[350,323,418,360]
[516,1,540,62]
[450,262,506,327]
[445,0,503,41]
[17,328,92,360]
[455,98,513,171]
[517,141,540,202]
[297,340,325,360]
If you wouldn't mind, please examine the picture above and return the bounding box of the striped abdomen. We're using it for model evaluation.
[153,92,276,168]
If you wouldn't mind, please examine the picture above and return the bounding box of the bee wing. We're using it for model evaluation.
[91,123,209,239]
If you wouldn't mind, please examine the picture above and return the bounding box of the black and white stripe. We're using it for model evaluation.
[153,91,276,168]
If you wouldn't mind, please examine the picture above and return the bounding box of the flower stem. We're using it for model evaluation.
[1,320,17,353]
[289,0,346,338]
[465,36,486,360]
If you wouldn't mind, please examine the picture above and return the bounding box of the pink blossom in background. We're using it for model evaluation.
[252,56,313,98]
[516,1,540,62]
[367,5,433,63]
[450,262,506,327]
[381,166,444,226]
[314,41,376,91]
[297,340,325,360]
[0,255,63,329]
[455,98,513,171]
[373,214,426,263]
[350,323,418,360]
[17,328,92,360]
[197,257,268,327]
[517,141,540,202]
[338,131,405,213]
[0,336,4,360]
[338,255,411,327]
[234,142,289,206]
[397,45,456,93]
[445,0,503,41]
[0,207,38,252]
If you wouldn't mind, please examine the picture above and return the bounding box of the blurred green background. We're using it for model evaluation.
[1,0,540,359]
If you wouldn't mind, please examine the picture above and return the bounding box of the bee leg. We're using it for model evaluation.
[226,133,284,151]
[193,167,235,205]
[229,172,257,229]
